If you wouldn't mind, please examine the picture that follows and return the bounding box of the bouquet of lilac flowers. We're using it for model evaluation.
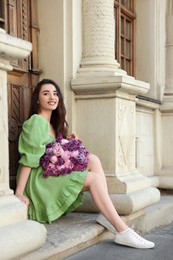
[40,134,89,178]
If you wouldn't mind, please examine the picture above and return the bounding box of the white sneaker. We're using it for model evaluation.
[96,214,117,234]
[114,228,155,249]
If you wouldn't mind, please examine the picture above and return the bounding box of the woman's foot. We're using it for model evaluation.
[114,228,155,249]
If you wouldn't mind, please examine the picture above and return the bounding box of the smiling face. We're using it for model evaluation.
[38,83,59,113]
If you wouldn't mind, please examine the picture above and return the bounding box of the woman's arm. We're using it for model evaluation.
[15,165,31,206]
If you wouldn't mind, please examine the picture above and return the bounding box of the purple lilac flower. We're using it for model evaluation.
[40,133,89,178]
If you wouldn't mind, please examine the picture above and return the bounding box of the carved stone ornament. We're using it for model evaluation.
[82,0,114,58]
[8,118,18,141]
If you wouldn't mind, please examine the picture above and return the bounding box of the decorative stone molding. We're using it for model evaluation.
[117,99,135,174]
[0,29,32,62]
[72,75,150,96]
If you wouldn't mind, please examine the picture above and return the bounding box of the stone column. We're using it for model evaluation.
[78,0,126,77]
[0,56,13,196]
[0,28,31,195]
[0,29,46,259]
[165,0,173,98]
[72,0,160,217]
[159,0,173,188]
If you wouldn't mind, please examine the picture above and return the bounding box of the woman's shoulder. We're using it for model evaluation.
[23,114,48,128]
[20,114,50,141]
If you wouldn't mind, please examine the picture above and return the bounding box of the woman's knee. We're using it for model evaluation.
[83,170,99,189]
[88,153,101,165]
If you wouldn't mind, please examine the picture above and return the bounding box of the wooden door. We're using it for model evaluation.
[0,0,40,190]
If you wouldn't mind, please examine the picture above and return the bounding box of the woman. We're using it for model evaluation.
[15,79,155,249]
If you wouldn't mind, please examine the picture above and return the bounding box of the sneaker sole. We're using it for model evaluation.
[115,239,155,249]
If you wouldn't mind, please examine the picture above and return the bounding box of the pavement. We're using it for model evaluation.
[65,222,173,260]
[22,193,173,260]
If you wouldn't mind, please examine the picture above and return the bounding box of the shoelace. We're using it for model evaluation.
[129,229,145,242]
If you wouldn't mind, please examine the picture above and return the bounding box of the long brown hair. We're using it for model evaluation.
[29,79,69,138]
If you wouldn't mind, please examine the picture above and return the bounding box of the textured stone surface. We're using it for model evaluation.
[0,220,47,259]
[23,195,173,260]
[0,195,27,228]
[22,213,109,260]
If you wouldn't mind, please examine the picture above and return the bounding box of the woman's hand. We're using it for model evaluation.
[68,133,77,139]
[15,165,31,207]
[15,192,30,207]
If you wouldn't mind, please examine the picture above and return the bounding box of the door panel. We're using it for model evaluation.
[0,0,40,190]
[8,73,32,189]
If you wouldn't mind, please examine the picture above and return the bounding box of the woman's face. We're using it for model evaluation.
[38,83,59,113]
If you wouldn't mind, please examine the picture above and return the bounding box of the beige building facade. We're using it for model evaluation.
[0,0,173,258]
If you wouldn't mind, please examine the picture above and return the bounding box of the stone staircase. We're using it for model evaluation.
[21,193,173,260]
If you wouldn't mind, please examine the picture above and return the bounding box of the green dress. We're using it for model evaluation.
[18,114,88,223]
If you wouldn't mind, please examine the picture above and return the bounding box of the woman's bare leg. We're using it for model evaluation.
[87,154,108,192]
[81,165,155,249]
[82,170,128,232]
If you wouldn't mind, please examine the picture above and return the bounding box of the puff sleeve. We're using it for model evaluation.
[18,115,50,168]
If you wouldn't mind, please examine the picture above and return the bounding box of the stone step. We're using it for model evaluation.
[0,220,47,259]
[21,213,113,260]
[22,194,173,260]
[0,195,27,228]
[133,193,173,234]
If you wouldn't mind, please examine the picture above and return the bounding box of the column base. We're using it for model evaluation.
[106,173,151,194]
[77,186,160,215]
[76,66,127,78]
[0,220,47,259]
[158,176,173,189]
[161,95,173,111]
[151,167,173,189]
[0,195,27,227]
[0,195,47,259]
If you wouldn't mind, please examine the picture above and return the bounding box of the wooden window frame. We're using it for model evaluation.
[0,0,7,29]
[114,0,136,76]
[0,0,40,73]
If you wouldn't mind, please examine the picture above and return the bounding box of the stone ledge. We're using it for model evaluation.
[0,220,47,260]
[22,213,113,260]
[0,29,32,61]
[132,193,173,234]
[76,187,160,215]
[0,195,27,228]
[22,194,173,260]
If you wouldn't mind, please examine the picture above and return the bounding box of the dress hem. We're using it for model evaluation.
[27,169,88,223]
